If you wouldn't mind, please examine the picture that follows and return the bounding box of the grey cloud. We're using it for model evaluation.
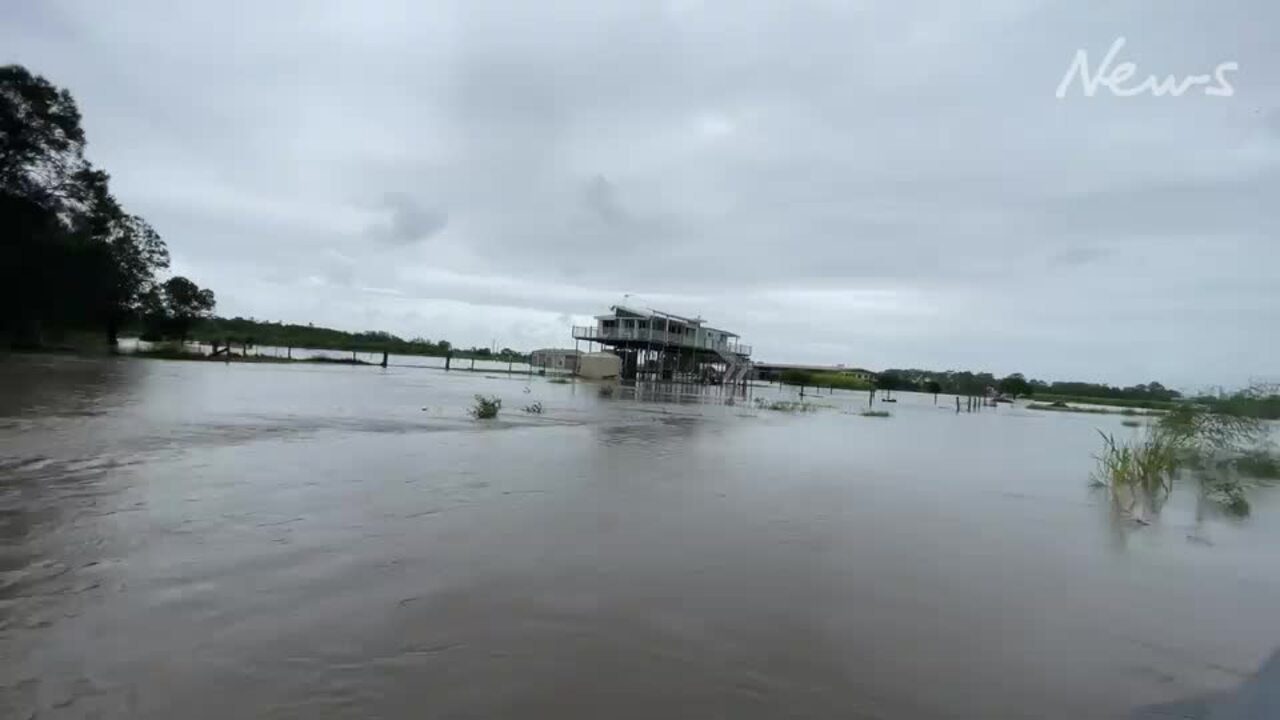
[1048,247,1109,269]
[5,0,1278,387]
[374,194,448,245]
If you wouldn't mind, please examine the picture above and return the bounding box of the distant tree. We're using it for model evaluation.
[144,276,215,343]
[876,371,913,392]
[779,369,814,386]
[999,373,1032,398]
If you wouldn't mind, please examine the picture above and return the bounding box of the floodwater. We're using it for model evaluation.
[2,354,1278,719]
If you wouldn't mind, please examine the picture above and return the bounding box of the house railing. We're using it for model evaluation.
[572,326,751,357]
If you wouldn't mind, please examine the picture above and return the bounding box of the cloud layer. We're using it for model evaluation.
[5,0,1277,387]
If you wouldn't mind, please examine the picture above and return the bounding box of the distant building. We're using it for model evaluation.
[844,367,877,383]
[571,305,752,385]
[530,348,582,372]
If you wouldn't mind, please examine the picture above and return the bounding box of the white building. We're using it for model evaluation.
[530,348,582,372]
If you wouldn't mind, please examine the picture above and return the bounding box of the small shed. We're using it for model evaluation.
[577,352,621,380]
[530,348,582,372]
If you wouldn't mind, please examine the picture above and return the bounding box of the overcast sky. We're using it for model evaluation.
[5,0,1277,388]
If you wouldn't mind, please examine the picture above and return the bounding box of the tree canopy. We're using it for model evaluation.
[1,64,203,348]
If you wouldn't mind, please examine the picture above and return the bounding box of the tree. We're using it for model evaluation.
[2,65,175,348]
[925,380,942,404]
[2,65,92,344]
[998,373,1032,398]
[74,169,169,345]
[144,276,215,343]
[0,65,89,207]
[876,371,911,392]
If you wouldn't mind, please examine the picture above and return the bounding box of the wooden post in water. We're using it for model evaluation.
[470,357,476,371]
[287,346,292,359]
[445,353,451,371]
[956,396,961,413]
[380,351,388,368]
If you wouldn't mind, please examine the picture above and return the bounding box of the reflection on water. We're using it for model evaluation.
[1,354,1278,719]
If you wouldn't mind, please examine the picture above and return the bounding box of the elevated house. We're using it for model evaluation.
[572,306,752,385]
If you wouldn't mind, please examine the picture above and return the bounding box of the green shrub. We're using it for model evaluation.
[470,395,502,419]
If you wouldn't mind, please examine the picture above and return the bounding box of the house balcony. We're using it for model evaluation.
[572,326,751,357]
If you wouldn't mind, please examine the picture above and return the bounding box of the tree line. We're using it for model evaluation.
[1,65,216,350]
[872,369,1182,402]
[779,366,1185,403]
[181,316,527,361]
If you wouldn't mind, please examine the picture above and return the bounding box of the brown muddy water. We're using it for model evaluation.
[1,354,1278,719]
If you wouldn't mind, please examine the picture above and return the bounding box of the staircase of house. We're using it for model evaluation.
[714,346,752,387]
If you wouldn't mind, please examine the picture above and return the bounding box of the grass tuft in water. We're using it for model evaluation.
[1091,430,1180,516]
[1201,475,1252,517]
[861,410,891,418]
[1092,399,1273,520]
[522,402,543,415]
[469,394,502,419]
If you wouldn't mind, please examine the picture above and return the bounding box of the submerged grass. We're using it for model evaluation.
[134,348,293,363]
[860,410,891,418]
[1201,475,1252,517]
[469,394,502,419]
[1034,394,1180,411]
[1091,399,1274,520]
[1234,451,1280,481]
[1091,430,1180,502]
[754,398,818,413]
[1028,402,1161,416]
[304,356,372,365]
[547,377,571,384]
[132,348,375,365]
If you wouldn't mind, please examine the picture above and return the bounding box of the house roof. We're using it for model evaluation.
[596,305,706,326]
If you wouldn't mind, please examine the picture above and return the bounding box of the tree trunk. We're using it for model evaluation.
[106,317,120,352]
